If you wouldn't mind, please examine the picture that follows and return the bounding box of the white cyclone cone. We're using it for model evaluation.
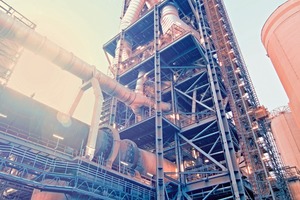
[160,4,200,39]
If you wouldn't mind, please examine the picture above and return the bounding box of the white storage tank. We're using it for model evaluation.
[270,107,300,199]
[262,0,300,129]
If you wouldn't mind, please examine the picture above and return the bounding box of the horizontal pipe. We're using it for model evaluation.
[0,11,171,111]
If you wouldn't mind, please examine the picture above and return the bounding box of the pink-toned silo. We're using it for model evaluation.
[262,0,300,130]
[270,109,300,200]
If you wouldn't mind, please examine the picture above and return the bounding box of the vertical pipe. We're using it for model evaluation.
[154,5,165,200]
[134,71,146,121]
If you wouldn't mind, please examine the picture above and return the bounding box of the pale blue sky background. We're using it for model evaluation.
[6,0,288,123]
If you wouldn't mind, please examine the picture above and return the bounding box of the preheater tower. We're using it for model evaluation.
[103,0,291,199]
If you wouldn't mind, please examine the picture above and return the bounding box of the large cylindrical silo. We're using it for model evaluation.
[270,109,300,200]
[261,0,300,129]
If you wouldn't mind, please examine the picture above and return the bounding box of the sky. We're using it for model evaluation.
[5,0,288,124]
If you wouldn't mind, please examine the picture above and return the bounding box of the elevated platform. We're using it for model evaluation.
[118,33,205,86]
[0,129,155,200]
[119,116,179,151]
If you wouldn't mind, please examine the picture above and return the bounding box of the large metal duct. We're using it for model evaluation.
[99,126,177,178]
[135,149,176,178]
[94,126,120,166]
[261,0,300,129]
[114,139,140,169]
[160,3,200,39]
[0,10,171,112]
[113,0,147,67]
[114,0,160,67]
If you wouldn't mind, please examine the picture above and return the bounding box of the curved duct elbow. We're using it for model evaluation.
[135,71,146,95]
[160,4,200,39]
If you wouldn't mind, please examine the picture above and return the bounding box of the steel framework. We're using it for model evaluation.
[0,0,294,199]
[0,0,35,85]
[102,0,291,199]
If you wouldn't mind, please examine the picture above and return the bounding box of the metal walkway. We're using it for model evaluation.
[0,125,155,200]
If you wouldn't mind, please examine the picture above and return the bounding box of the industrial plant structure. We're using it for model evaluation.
[0,0,297,199]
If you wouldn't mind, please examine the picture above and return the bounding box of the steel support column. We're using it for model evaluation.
[154,5,165,200]
[196,0,246,198]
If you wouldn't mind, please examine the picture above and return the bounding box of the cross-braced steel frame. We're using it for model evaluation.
[102,0,255,199]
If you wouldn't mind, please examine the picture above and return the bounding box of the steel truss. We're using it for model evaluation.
[0,0,36,85]
[202,0,292,199]
[0,0,291,199]
[102,0,255,199]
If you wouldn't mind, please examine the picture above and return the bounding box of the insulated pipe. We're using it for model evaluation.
[0,11,171,111]
[135,71,146,95]
[134,71,147,121]
[160,3,200,39]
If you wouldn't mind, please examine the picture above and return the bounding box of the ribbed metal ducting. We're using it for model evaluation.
[160,3,200,39]
[114,0,160,67]
[120,0,146,30]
